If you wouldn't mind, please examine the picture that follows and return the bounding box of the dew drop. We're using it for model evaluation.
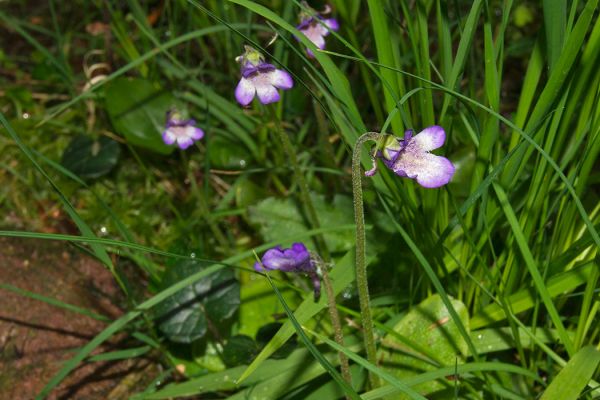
[100,226,107,234]
[477,334,483,340]
[22,112,30,119]
[239,159,247,167]
[190,252,196,259]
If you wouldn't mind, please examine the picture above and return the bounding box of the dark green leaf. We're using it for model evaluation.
[61,135,121,179]
[154,259,240,343]
[104,77,177,154]
[222,335,260,367]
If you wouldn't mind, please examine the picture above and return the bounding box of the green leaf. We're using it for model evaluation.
[154,259,240,343]
[379,294,470,398]
[540,346,600,400]
[248,194,355,253]
[61,135,121,179]
[104,77,176,154]
[222,335,260,367]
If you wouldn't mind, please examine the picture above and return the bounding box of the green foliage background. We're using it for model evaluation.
[0,0,599,398]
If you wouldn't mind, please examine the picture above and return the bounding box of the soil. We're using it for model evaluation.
[0,236,156,400]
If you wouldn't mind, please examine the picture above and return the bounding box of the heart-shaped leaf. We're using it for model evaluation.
[104,77,177,154]
[61,135,121,179]
[154,259,240,343]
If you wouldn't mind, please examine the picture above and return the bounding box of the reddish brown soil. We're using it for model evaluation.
[0,237,155,400]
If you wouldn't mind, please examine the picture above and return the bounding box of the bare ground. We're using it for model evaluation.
[0,236,157,400]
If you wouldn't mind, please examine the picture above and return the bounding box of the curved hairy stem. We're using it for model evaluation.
[321,269,352,394]
[351,132,382,388]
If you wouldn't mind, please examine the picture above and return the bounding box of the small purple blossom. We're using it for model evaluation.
[235,46,294,106]
[366,126,455,188]
[296,4,339,57]
[162,111,204,150]
[255,242,321,299]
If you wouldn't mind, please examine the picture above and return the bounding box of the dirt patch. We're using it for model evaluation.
[0,236,156,400]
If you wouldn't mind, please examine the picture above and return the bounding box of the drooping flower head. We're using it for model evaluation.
[296,2,339,57]
[162,110,204,150]
[366,126,455,188]
[254,242,321,300]
[234,45,294,106]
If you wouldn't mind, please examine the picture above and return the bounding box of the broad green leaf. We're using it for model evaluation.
[379,294,469,398]
[248,194,355,253]
[154,259,240,343]
[104,77,176,154]
[238,271,293,336]
[222,335,260,367]
[540,346,600,400]
[61,135,121,180]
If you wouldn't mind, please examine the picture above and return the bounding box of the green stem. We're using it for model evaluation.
[269,107,330,260]
[185,152,229,251]
[352,131,382,388]
[321,269,352,393]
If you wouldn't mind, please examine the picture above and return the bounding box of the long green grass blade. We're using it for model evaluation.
[540,346,600,400]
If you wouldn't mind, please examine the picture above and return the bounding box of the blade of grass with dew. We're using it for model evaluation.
[88,346,152,362]
[540,346,600,400]
[542,0,566,72]
[0,283,110,322]
[0,225,354,264]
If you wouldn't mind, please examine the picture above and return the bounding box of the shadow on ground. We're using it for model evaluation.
[0,237,157,400]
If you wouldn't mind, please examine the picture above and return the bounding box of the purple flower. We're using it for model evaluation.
[297,17,339,57]
[255,242,321,299]
[162,111,204,150]
[235,46,293,106]
[366,126,455,188]
[296,4,339,57]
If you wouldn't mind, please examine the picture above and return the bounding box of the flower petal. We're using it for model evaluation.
[262,248,297,272]
[162,129,176,145]
[392,152,455,188]
[235,77,256,106]
[269,69,294,89]
[256,83,280,104]
[324,18,339,31]
[412,125,446,151]
[189,126,204,140]
[176,137,194,150]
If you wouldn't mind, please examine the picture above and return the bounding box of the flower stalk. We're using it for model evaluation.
[352,131,382,388]
[321,268,352,392]
[268,107,330,260]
